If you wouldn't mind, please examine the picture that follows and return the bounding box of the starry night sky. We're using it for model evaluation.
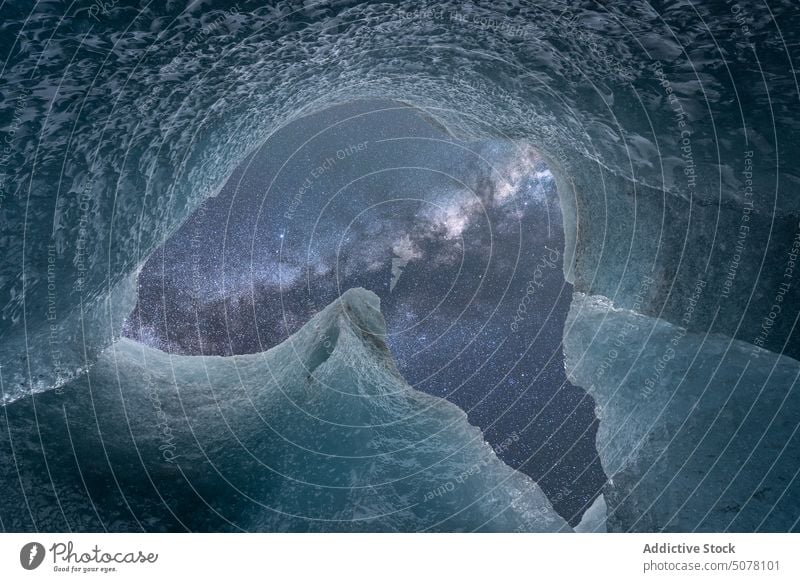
[123,100,606,524]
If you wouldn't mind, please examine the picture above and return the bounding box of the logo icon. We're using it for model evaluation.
[20,542,46,570]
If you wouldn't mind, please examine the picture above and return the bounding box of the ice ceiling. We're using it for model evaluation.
[1,0,799,531]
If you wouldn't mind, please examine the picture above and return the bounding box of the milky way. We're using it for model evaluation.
[123,100,605,524]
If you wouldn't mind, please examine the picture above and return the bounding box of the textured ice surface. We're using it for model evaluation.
[0,288,569,532]
[565,293,800,532]
[574,494,607,533]
[2,1,799,399]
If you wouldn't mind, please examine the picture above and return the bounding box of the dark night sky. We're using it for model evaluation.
[123,100,606,524]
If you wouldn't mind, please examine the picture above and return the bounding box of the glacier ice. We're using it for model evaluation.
[574,494,607,534]
[1,0,800,531]
[0,288,569,532]
[565,293,800,532]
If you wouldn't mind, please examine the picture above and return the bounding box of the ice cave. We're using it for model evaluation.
[0,0,798,532]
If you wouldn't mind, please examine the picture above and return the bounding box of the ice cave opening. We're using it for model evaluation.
[1,1,799,532]
[120,99,605,526]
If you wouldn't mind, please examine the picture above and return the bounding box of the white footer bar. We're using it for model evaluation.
[2,533,798,581]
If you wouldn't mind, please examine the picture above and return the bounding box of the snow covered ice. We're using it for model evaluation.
[0,288,569,532]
